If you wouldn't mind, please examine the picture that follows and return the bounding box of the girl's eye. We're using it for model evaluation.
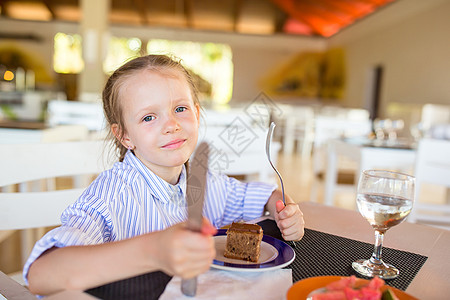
[175,106,187,113]
[143,115,155,122]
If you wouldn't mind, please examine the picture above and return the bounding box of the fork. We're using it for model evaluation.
[266,122,296,248]
[266,122,286,205]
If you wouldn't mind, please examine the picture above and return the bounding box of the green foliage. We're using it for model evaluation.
[0,105,18,120]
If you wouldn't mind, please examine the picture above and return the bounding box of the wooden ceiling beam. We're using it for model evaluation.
[42,0,57,20]
[273,4,289,33]
[0,0,394,37]
[0,0,5,17]
[132,0,149,25]
[270,0,323,36]
[232,0,243,32]
[183,0,193,28]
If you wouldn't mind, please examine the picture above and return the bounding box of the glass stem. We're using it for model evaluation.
[370,230,385,265]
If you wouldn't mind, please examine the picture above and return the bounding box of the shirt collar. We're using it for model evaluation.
[123,150,187,204]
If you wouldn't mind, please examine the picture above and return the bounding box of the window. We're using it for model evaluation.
[53,32,84,74]
[147,39,233,105]
[103,37,142,74]
[53,34,234,105]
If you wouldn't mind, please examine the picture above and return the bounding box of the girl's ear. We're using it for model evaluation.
[195,104,200,123]
[111,123,121,140]
[112,124,134,149]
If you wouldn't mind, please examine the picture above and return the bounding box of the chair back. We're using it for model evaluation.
[421,104,450,134]
[200,109,278,183]
[312,113,372,176]
[410,138,450,229]
[0,140,114,229]
[0,140,115,264]
[47,100,106,132]
[272,104,315,157]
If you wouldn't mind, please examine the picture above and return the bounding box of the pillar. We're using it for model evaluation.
[78,0,110,101]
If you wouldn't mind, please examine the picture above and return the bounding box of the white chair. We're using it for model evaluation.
[310,109,372,204]
[315,139,416,206]
[311,112,372,181]
[420,104,450,137]
[273,104,315,159]
[409,138,450,229]
[0,140,114,283]
[47,100,106,135]
[313,109,371,149]
[200,109,279,184]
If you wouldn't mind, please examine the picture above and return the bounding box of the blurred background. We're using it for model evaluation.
[0,0,448,121]
[1,0,450,279]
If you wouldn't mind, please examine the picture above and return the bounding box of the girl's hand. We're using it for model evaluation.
[274,195,304,241]
[155,218,217,279]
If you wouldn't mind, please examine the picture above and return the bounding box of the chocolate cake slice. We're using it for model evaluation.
[223,222,263,262]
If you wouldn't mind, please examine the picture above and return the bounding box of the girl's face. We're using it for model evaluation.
[115,70,200,183]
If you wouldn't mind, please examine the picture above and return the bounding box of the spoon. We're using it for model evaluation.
[266,122,295,248]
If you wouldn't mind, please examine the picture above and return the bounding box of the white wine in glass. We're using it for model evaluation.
[352,170,415,279]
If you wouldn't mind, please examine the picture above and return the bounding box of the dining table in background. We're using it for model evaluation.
[1,202,449,299]
[0,120,90,144]
[0,120,47,144]
[322,138,416,206]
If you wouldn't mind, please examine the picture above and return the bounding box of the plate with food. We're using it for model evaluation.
[286,275,418,300]
[211,223,295,272]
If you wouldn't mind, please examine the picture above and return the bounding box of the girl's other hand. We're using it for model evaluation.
[275,195,304,241]
[154,218,217,279]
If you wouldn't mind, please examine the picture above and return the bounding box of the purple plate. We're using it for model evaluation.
[211,229,295,272]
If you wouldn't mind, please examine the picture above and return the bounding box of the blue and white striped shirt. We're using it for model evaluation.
[23,150,276,281]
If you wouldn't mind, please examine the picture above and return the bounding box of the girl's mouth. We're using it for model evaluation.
[162,139,186,149]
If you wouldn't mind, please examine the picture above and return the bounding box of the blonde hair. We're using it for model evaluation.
[102,54,200,162]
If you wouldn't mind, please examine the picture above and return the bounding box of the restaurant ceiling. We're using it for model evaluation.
[0,0,394,37]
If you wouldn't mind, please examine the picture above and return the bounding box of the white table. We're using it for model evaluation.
[323,139,416,206]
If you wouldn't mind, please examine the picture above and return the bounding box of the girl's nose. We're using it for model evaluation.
[163,114,180,134]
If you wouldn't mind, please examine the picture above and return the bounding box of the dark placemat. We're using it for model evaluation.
[85,271,171,300]
[257,219,428,291]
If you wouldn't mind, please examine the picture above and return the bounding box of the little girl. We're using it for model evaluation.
[25,54,304,295]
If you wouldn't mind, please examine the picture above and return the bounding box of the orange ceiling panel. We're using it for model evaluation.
[271,0,394,37]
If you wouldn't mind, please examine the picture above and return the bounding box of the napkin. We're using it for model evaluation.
[159,268,292,300]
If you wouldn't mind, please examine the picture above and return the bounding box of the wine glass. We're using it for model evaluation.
[352,170,415,279]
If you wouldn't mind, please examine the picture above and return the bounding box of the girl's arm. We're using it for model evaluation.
[27,220,217,296]
[265,189,305,241]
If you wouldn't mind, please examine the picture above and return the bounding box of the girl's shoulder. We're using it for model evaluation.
[206,169,240,187]
[84,161,143,196]
[99,162,141,185]
[206,169,224,182]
